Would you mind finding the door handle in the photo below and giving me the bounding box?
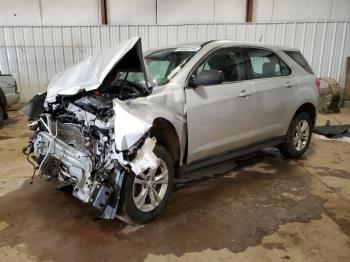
[239,90,252,98]
[284,82,293,88]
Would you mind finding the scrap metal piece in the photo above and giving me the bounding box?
[55,181,73,192]
[92,184,113,210]
[99,168,125,219]
[113,100,153,151]
[319,77,341,113]
[126,137,158,176]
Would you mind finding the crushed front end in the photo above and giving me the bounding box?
[21,37,179,223]
[23,92,156,220]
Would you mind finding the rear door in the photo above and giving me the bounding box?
[244,47,295,143]
[185,47,254,163]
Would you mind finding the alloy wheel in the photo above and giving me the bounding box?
[293,120,310,151]
[132,158,169,212]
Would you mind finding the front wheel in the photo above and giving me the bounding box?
[118,144,174,224]
[278,112,312,158]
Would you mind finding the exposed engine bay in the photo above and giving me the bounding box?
[21,37,161,220]
[20,37,187,224]
[23,88,158,219]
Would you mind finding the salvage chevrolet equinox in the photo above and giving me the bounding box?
[22,38,319,224]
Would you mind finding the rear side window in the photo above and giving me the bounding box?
[246,48,291,79]
[284,51,314,74]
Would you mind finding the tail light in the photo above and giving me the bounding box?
[315,78,321,93]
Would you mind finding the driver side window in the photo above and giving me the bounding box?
[194,48,245,82]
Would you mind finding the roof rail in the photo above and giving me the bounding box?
[200,40,216,47]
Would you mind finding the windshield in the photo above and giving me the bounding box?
[145,48,199,85]
[110,47,199,88]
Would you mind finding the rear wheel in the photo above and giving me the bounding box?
[118,144,174,224]
[278,112,312,158]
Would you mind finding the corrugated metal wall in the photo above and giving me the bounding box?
[0,21,349,102]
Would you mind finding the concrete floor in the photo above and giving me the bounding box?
[0,109,349,262]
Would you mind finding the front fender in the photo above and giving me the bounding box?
[113,98,184,152]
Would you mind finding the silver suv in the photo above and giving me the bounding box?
[22,38,319,224]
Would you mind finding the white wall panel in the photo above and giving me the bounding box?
[0,0,349,26]
[253,0,274,21]
[157,0,214,24]
[0,0,99,26]
[107,0,156,24]
[274,0,333,21]
[214,0,246,22]
[0,0,42,26]
[332,0,350,20]
[0,21,349,102]
[41,0,100,25]
[254,0,350,22]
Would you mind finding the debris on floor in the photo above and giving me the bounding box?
[313,120,350,144]
[282,192,306,202]
[0,221,9,232]
[1,110,350,262]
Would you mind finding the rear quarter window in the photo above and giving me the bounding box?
[284,51,314,74]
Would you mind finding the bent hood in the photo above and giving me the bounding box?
[46,37,152,103]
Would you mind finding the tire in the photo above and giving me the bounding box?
[278,112,312,158]
[118,144,175,224]
[0,106,4,128]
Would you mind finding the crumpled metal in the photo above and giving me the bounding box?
[45,37,150,103]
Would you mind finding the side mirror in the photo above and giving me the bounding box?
[190,70,224,88]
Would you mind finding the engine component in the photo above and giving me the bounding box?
[25,91,158,221]
[74,95,113,120]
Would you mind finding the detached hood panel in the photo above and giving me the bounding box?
[46,37,151,103]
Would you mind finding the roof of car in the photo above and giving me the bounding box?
[148,40,299,53]
[208,40,299,51]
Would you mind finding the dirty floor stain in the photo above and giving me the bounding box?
[0,110,349,261]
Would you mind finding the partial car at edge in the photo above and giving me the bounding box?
[0,72,20,127]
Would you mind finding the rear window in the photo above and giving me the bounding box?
[284,51,314,74]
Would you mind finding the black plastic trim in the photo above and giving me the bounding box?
[180,136,285,173]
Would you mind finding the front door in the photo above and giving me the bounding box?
[185,47,254,163]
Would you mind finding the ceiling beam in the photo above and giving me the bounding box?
[100,0,107,25]
[246,0,253,22]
